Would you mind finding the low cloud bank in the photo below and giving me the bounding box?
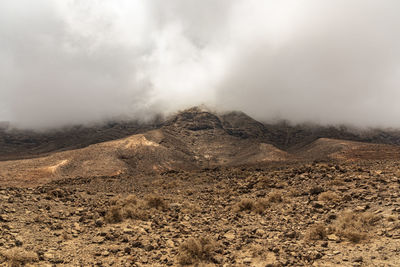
[1,0,399,129]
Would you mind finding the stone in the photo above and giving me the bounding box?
[224,232,235,240]
[166,239,174,248]
[327,234,340,242]
[101,251,110,257]
[93,236,105,244]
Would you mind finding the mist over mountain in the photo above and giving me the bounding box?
[1,1,400,129]
[2,107,400,163]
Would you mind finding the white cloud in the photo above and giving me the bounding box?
[0,0,399,129]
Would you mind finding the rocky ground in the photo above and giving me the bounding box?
[1,160,400,266]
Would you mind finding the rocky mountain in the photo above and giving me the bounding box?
[0,107,290,186]
[0,120,158,161]
[1,107,400,187]
[1,106,400,162]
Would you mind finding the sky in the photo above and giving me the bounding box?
[1,0,400,129]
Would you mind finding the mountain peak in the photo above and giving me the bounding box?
[166,107,223,131]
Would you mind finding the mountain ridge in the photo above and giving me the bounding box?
[1,106,400,162]
[1,107,400,187]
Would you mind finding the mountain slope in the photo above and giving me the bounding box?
[1,107,400,186]
[2,107,400,162]
[0,121,158,161]
[0,108,290,186]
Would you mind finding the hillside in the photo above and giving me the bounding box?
[1,107,400,163]
[0,108,290,187]
[2,107,400,188]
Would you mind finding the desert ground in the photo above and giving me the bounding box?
[1,108,400,266]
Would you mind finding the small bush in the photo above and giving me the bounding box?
[267,191,283,203]
[234,198,269,214]
[122,205,148,220]
[105,194,167,223]
[333,211,380,243]
[318,191,340,203]
[1,248,38,267]
[178,237,217,265]
[307,224,327,240]
[105,206,124,223]
[233,192,284,215]
[123,195,138,205]
[145,194,167,210]
[235,199,255,212]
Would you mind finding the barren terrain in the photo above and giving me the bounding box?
[1,108,400,266]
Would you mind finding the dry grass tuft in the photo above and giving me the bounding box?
[105,206,124,223]
[307,223,327,240]
[235,198,255,212]
[105,194,168,223]
[234,191,284,214]
[305,211,381,243]
[145,194,168,210]
[0,248,38,267]
[177,236,218,265]
[123,194,138,205]
[318,191,340,203]
[267,191,283,203]
[234,198,269,214]
[333,211,380,243]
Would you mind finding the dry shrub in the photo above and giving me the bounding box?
[233,192,284,214]
[121,205,148,221]
[123,195,138,205]
[0,248,38,267]
[307,223,327,240]
[253,199,270,214]
[178,237,217,265]
[105,206,124,223]
[105,194,167,223]
[234,198,269,214]
[318,191,340,203]
[145,194,168,210]
[333,211,380,243]
[267,191,283,203]
[235,198,255,212]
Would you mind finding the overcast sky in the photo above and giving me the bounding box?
[1,0,400,129]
